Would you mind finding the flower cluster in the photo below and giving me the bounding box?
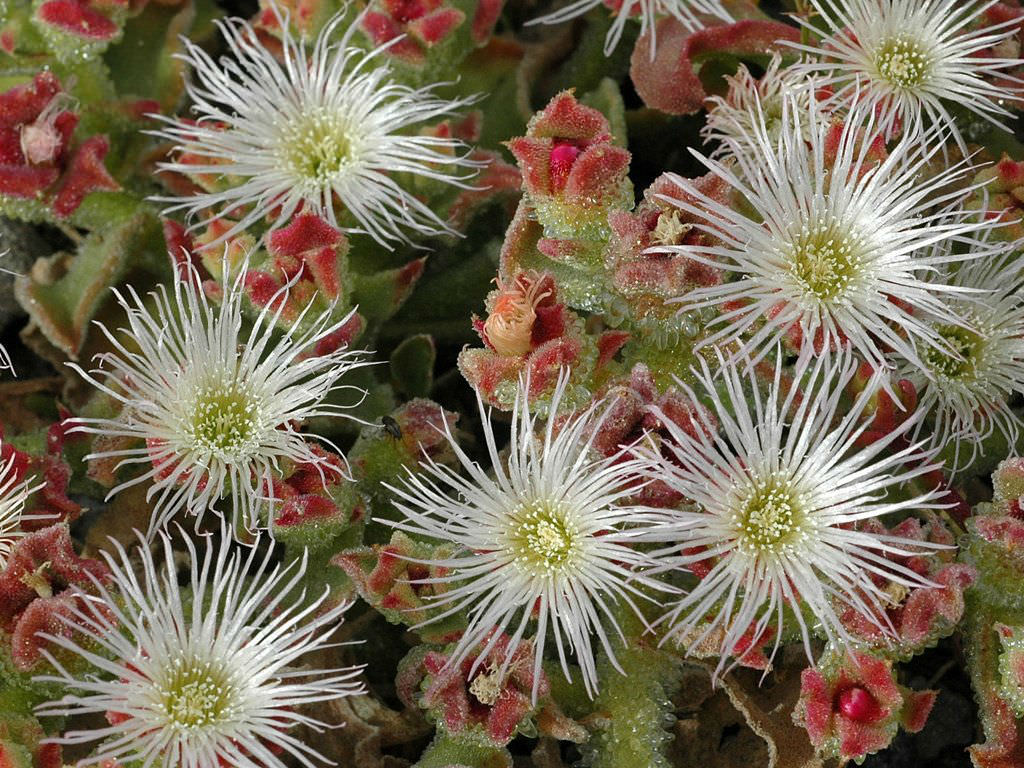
[4,0,1024,765]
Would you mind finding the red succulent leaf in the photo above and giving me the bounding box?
[507,91,629,203]
[471,0,503,42]
[333,531,455,631]
[273,493,343,528]
[630,17,800,115]
[412,632,551,746]
[51,135,120,216]
[11,591,85,670]
[389,398,459,460]
[1,439,81,530]
[0,526,111,632]
[447,149,521,230]
[525,337,583,397]
[993,457,1024,518]
[596,330,630,371]
[35,0,120,40]
[407,7,464,44]
[0,166,60,198]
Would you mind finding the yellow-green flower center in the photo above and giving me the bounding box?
[788,222,866,301]
[507,499,581,577]
[923,324,985,381]
[875,35,932,89]
[187,375,262,457]
[282,107,355,186]
[759,94,788,136]
[734,477,805,555]
[160,657,239,730]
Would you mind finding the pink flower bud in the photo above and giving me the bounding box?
[837,686,884,723]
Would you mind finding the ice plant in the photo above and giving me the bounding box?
[658,90,995,371]
[34,528,363,768]
[642,349,946,673]
[788,0,1024,149]
[384,373,670,701]
[69,258,370,535]
[0,71,120,221]
[528,0,733,57]
[481,271,555,357]
[150,4,479,248]
[795,649,936,761]
[702,52,816,158]
[895,249,1024,470]
[0,445,44,569]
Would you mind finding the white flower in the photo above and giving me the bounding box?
[150,5,480,249]
[787,0,1024,150]
[702,52,816,158]
[35,528,363,768]
[657,90,996,371]
[69,259,370,535]
[0,446,45,569]
[385,373,672,700]
[894,246,1024,471]
[642,349,945,673]
[528,0,733,58]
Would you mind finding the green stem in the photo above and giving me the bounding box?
[584,645,684,768]
[413,734,511,768]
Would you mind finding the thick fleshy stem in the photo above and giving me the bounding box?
[413,733,511,768]
[580,645,684,768]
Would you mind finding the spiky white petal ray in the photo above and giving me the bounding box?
[150,5,481,248]
[0,447,46,568]
[641,349,947,674]
[383,374,676,701]
[527,0,733,57]
[702,52,816,159]
[69,259,371,536]
[895,245,1024,471]
[787,0,1024,151]
[34,528,363,768]
[656,88,997,371]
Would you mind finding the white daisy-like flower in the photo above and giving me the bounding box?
[384,373,673,701]
[0,445,45,568]
[69,258,370,535]
[787,0,1024,150]
[642,349,945,673]
[894,246,1024,471]
[528,0,733,58]
[35,528,363,768]
[657,89,996,371]
[702,52,817,158]
[151,4,480,249]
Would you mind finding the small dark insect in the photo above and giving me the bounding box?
[381,415,402,440]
